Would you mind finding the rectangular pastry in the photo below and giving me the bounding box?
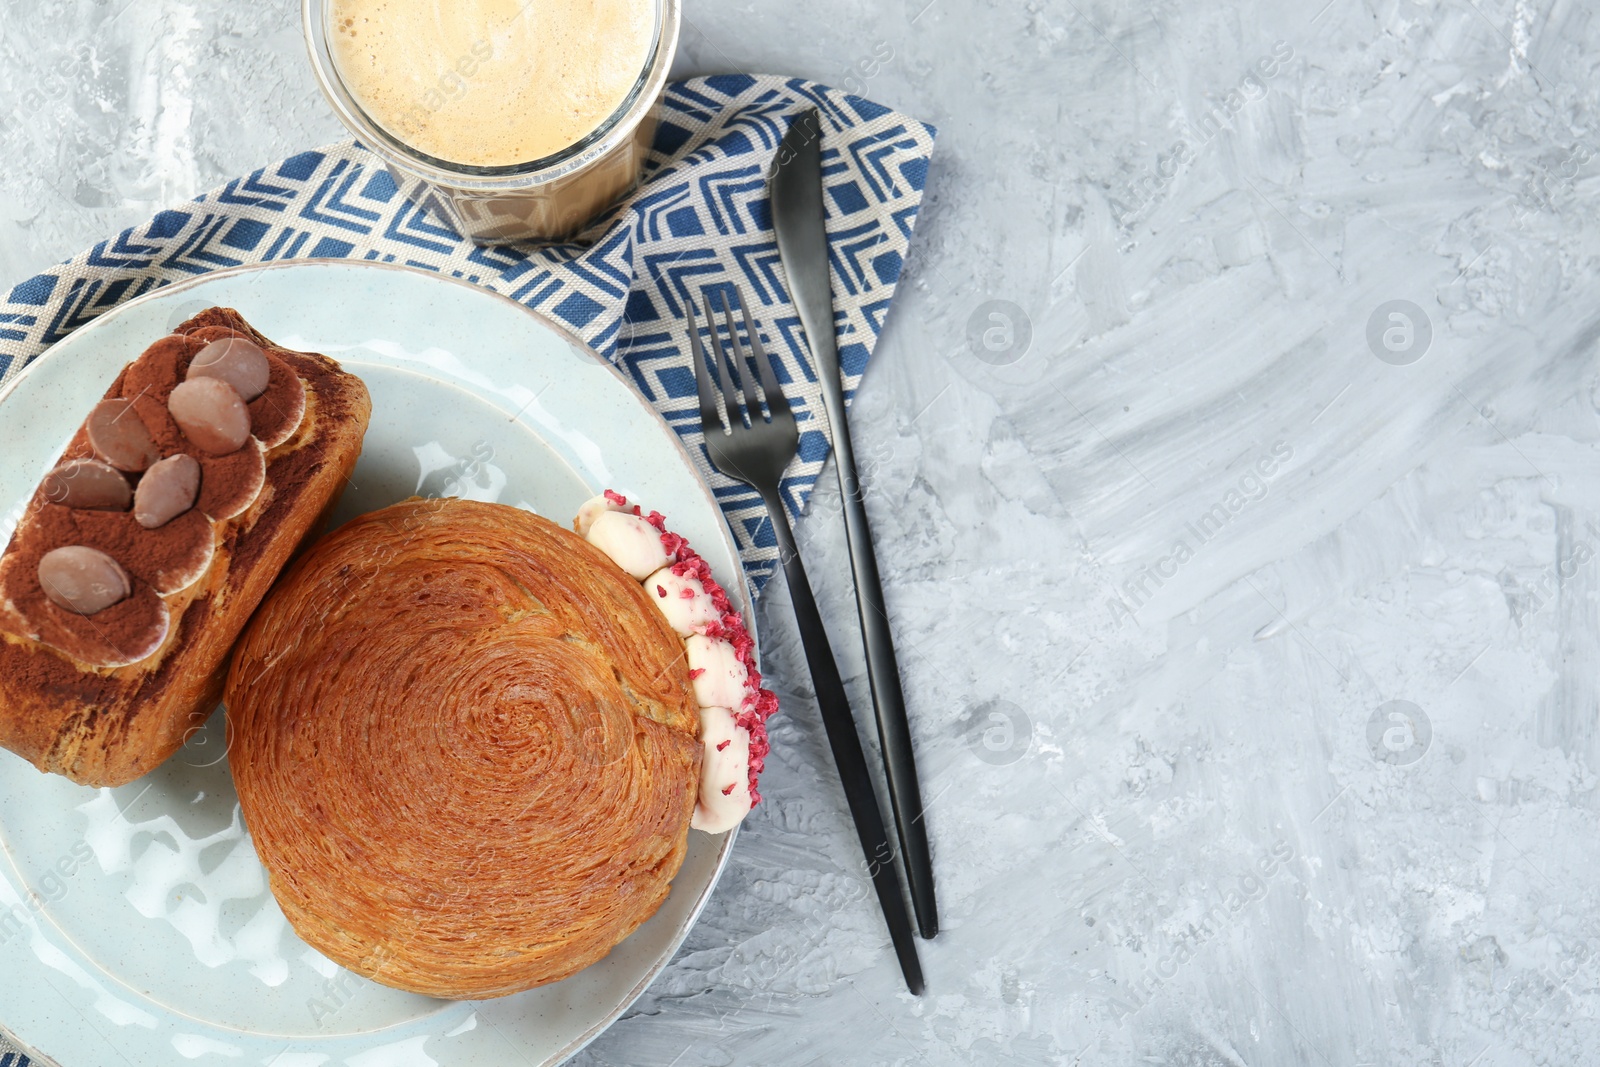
[0,307,371,787]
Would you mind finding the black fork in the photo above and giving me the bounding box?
[690,287,925,996]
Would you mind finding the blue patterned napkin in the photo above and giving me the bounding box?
[0,75,936,594]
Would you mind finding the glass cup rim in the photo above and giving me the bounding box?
[303,0,678,187]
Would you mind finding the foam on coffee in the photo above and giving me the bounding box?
[330,0,656,168]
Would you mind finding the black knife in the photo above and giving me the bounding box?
[769,107,939,940]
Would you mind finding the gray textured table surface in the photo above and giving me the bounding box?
[5,1,1600,1064]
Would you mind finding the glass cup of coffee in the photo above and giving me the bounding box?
[303,0,680,244]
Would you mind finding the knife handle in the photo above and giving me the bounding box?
[825,407,940,940]
[758,485,925,996]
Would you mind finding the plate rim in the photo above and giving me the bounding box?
[0,258,748,1067]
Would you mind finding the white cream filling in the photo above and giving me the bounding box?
[643,566,718,637]
[690,706,752,834]
[584,510,670,580]
[686,634,748,710]
[577,495,759,834]
[574,493,630,537]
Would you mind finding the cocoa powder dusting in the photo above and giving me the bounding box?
[0,539,167,668]
[69,507,214,594]
[197,442,266,521]
[119,334,191,403]
[249,354,307,446]
[0,504,183,658]
[120,335,195,456]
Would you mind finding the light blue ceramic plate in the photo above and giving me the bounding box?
[0,260,744,1067]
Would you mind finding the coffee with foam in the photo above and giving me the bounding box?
[330,0,656,169]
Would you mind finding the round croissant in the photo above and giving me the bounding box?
[225,498,701,999]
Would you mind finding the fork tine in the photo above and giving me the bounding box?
[705,290,748,429]
[735,287,791,424]
[720,289,766,422]
[688,298,724,433]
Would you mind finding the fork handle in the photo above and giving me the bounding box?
[758,486,925,996]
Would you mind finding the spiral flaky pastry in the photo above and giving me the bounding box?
[225,498,701,999]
